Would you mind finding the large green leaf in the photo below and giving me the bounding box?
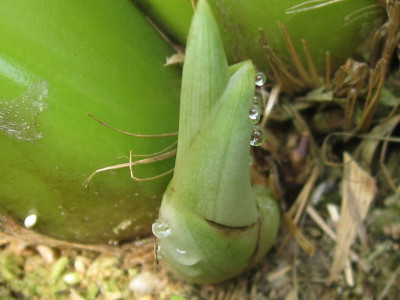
[0,0,180,243]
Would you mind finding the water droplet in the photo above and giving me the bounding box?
[250,126,265,147]
[152,219,171,238]
[248,105,261,124]
[107,239,119,246]
[24,214,37,228]
[63,272,80,285]
[255,72,266,87]
[253,96,261,105]
[155,245,164,260]
[175,248,201,266]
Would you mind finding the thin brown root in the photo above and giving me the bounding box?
[301,39,320,87]
[84,149,176,187]
[278,23,310,85]
[258,29,306,94]
[282,104,322,167]
[129,150,174,182]
[343,87,358,131]
[87,113,178,138]
[321,132,400,167]
[377,264,400,300]
[285,0,345,14]
[343,4,382,27]
[357,59,387,131]
[143,16,184,54]
[325,52,331,89]
[382,97,400,121]
[381,0,400,62]
[132,141,178,158]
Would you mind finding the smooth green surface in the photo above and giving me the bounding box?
[155,1,279,284]
[208,0,384,73]
[174,0,229,165]
[135,0,384,75]
[174,62,259,226]
[135,0,193,43]
[0,1,180,243]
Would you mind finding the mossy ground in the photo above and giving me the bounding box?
[0,199,398,300]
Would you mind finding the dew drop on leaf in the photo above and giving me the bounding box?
[24,213,37,228]
[175,248,201,266]
[255,72,266,87]
[152,219,171,238]
[250,125,265,147]
[248,105,261,124]
[156,245,165,260]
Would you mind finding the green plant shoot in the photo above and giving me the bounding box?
[152,0,280,284]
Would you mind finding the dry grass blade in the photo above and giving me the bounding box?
[278,168,319,256]
[288,167,319,223]
[261,85,281,127]
[306,206,371,272]
[282,213,315,256]
[328,153,377,283]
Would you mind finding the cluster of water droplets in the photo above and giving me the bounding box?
[249,72,266,147]
[0,81,49,141]
[152,219,201,271]
[248,96,261,124]
[152,219,170,261]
